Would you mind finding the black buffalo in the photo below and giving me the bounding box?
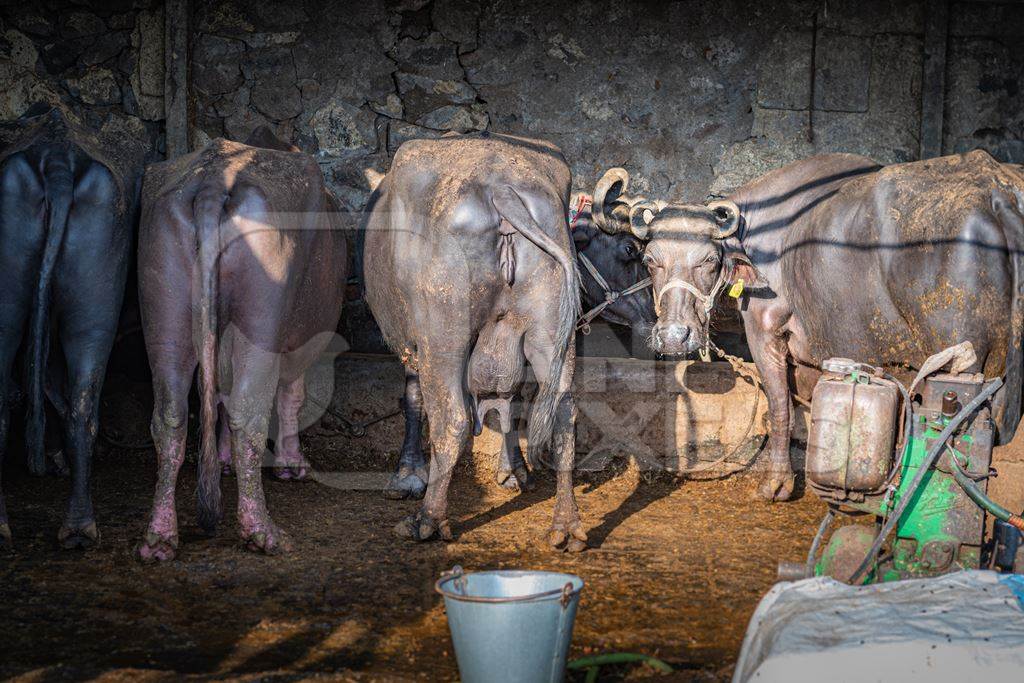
[364,132,587,551]
[593,151,1024,501]
[0,105,143,548]
[570,193,656,335]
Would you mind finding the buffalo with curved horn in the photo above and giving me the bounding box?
[592,153,1024,504]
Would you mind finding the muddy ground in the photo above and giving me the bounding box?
[2,351,828,682]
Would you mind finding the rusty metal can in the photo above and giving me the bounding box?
[806,361,899,497]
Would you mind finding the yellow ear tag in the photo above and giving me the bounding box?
[728,278,745,298]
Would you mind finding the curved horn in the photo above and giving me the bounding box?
[707,199,741,239]
[628,201,661,241]
[592,167,631,233]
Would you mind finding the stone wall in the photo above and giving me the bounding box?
[185,0,1024,213]
[0,0,166,161]
[945,2,1024,162]
[1,1,1020,211]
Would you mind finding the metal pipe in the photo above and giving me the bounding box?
[950,454,1024,530]
[806,508,836,577]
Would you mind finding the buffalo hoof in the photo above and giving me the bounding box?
[0,523,11,552]
[273,465,310,482]
[57,521,99,550]
[495,466,535,492]
[47,449,69,477]
[394,511,452,542]
[137,531,178,563]
[759,472,796,502]
[546,523,588,553]
[240,522,293,555]
[383,467,428,500]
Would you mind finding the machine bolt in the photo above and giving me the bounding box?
[941,391,961,417]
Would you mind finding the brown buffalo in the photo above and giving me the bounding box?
[137,128,347,561]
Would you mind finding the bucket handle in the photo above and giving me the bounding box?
[436,566,578,608]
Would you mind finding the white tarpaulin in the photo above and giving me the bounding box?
[733,571,1024,683]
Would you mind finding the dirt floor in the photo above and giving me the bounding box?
[1,361,828,682]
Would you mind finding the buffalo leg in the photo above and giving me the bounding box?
[495,423,532,490]
[272,376,310,481]
[51,161,126,548]
[0,301,26,552]
[395,358,470,542]
[1,151,43,547]
[138,354,195,562]
[217,402,232,475]
[56,349,106,549]
[749,331,796,502]
[228,343,291,554]
[384,371,428,500]
[525,335,586,551]
[0,372,11,550]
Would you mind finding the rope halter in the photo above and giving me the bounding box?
[653,269,729,361]
[576,252,652,333]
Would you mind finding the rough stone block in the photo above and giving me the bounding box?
[869,33,922,114]
[310,96,377,156]
[949,2,1024,38]
[813,31,871,112]
[751,106,811,144]
[756,30,813,110]
[0,29,59,120]
[223,105,269,142]
[396,71,477,120]
[246,49,302,121]
[432,0,480,53]
[709,136,813,198]
[813,109,917,163]
[192,35,245,96]
[131,7,164,121]
[820,0,924,36]
[392,31,463,81]
[60,11,106,39]
[415,103,487,132]
[80,30,130,67]
[943,37,1024,161]
[65,67,122,105]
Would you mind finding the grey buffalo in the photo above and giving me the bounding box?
[364,132,587,551]
[381,190,655,500]
[593,151,1024,502]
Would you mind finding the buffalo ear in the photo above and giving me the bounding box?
[572,224,593,252]
[724,252,767,288]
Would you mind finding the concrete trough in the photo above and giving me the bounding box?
[309,354,812,480]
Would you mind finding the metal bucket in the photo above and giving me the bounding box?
[436,566,584,683]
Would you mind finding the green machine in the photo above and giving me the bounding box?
[780,350,1024,585]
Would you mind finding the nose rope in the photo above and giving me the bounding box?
[576,252,652,333]
[655,274,726,317]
